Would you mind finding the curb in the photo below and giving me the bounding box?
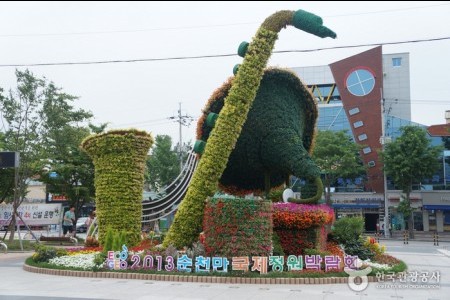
[22,263,378,285]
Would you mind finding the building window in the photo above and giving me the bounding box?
[345,68,375,97]
[348,107,360,116]
[363,147,372,154]
[368,161,376,167]
[392,57,402,67]
[353,121,364,128]
[358,134,368,141]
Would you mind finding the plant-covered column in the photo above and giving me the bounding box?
[163,9,335,248]
[203,197,273,257]
[81,129,153,246]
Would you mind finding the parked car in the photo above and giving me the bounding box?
[76,217,88,233]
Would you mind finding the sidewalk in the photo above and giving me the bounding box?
[0,250,33,261]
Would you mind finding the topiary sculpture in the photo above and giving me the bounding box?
[81,129,153,246]
[163,9,335,248]
[197,68,322,199]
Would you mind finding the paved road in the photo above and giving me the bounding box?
[0,240,449,300]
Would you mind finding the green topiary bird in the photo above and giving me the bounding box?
[163,9,335,248]
[197,67,323,201]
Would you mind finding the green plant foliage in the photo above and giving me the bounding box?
[164,9,335,248]
[292,10,337,38]
[93,252,107,269]
[112,231,121,251]
[268,189,283,202]
[118,231,128,249]
[288,177,324,204]
[312,130,366,205]
[304,248,332,269]
[81,129,153,246]
[203,197,272,257]
[32,244,58,263]
[103,227,114,253]
[380,125,442,238]
[197,69,320,195]
[343,238,374,260]
[237,41,249,57]
[332,216,365,245]
[145,135,180,190]
[272,231,285,256]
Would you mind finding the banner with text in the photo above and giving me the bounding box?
[0,203,62,226]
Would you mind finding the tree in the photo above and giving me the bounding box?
[381,126,442,238]
[0,69,94,241]
[312,130,366,205]
[38,132,97,221]
[145,135,180,190]
[0,132,15,203]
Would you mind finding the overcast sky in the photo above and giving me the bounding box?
[1,1,449,145]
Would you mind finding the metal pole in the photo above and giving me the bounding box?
[443,151,446,188]
[381,91,390,238]
[178,102,183,170]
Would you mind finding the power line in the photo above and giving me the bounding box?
[1,36,449,68]
[0,22,257,38]
[1,3,448,38]
[325,2,450,18]
[112,117,171,127]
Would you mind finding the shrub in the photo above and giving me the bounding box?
[93,252,107,270]
[304,248,332,269]
[55,248,68,257]
[112,231,121,251]
[102,227,114,253]
[332,216,364,245]
[363,237,385,257]
[268,189,283,202]
[85,236,100,248]
[342,238,374,260]
[32,244,58,263]
[325,241,344,258]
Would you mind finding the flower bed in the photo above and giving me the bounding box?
[26,236,406,280]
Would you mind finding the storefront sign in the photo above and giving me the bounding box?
[333,198,383,204]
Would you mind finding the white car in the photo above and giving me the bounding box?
[76,217,88,233]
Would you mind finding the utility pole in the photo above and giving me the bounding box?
[169,103,193,170]
[380,91,391,238]
[178,103,183,170]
